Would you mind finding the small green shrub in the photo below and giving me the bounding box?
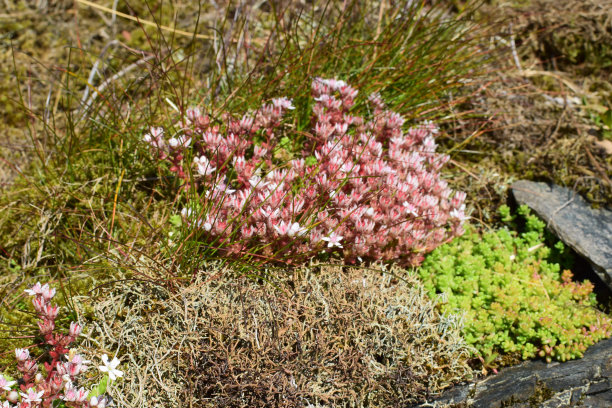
[418,205,611,364]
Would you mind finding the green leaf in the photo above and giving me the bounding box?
[88,375,109,399]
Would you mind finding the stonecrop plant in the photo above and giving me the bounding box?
[418,205,612,364]
[0,283,121,408]
[145,78,467,266]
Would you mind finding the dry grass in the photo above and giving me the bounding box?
[441,0,612,223]
[89,264,474,407]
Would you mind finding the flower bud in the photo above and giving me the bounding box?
[41,284,56,300]
[35,373,43,384]
[44,304,60,320]
[69,322,83,338]
[15,348,30,361]
[23,359,38,374]
[37,319,55,335]
[8,390,19,403]
[97,396,108,408]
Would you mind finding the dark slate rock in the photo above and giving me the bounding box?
[416,337,612,408]
[510,180,612,291]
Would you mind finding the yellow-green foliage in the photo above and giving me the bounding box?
[419,205,612,364]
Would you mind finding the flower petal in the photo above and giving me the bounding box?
[110,357,120,369]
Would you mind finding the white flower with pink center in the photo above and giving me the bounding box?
[322,232,343,248]
[20,388,44,404]
[0,374,16,391]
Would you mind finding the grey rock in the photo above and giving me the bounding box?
[511,180,612,291]
[416,337,612,408]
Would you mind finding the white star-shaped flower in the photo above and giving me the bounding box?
[321,232,343,248]
[98,354,124,382]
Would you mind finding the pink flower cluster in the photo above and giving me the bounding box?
[0,283,108,408]
[144,78,467,265]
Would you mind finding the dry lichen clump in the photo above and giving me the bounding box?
[91,264,473,407]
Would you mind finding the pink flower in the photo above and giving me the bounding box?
[322,232,343,248]
[43,304,60,320]
[144,78,466,266]
[450,206,469,222]
[274,221,308,237]
[15,348,30,362]
[20,388,44,404]
[69,322,83,337]
[0,374,16,391]
[24,282,43,296]
[62,384,88,402]
[40,284,56,301]
[32,296,46,314]
[186,107,202,123]
[194,156,216,176]
[37,319,55,335]
[143,126,165,149]
[168,134,191,149]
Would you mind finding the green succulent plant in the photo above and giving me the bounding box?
[418,205,611,364]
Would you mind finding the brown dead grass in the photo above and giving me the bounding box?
[89,264,474,408]
[443,0,612,223]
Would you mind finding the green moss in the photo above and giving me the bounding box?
[528,380,555,406]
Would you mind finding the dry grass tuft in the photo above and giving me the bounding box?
[91,264,473,407]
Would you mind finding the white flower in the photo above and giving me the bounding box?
[0,374,16,391]
[168,135,191,149]
[273,221,308,237]
[194,156,216,176]
[41,284,56,300]
[98,354,124,382]
[271,97,295,110]
[15,348,30,362]
[20,388,44,403]
[24,282,43,296]
[214,182,235,195]
[288,222,308,237]
[450,205,469,222]
[321,232,343,248]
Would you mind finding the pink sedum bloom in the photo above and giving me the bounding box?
[15,348,30,362]
[194,156,216,176]
[20,388,44,404]
[40,284,56,301]
[146,78,467,266]
[0,374,16,391]
[62,384,88,403]
[23,282,43,296]
[69,322,83,337]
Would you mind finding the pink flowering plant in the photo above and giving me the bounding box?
[145,78,467,266]
[0,283,119,408]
